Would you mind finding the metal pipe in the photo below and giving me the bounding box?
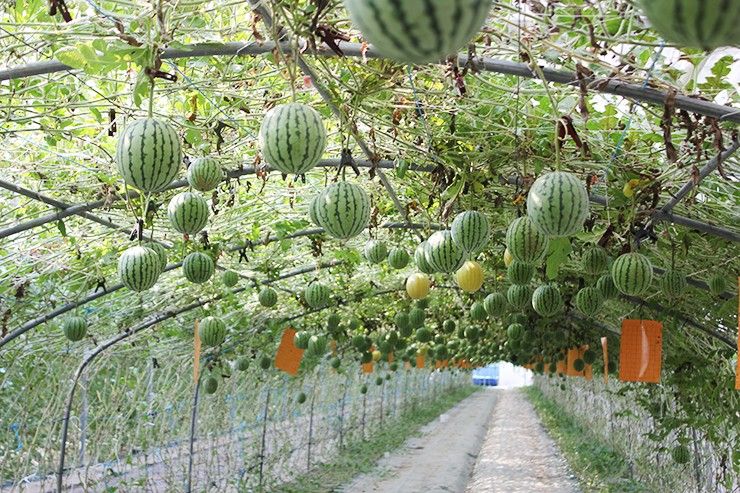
[1,39,738,123]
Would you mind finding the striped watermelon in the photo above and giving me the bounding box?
[203,376,219,394]
[308,194,322,227]
[314,182,371,240]
[671,444,691,465]
[416,327,432,343]
[455,260,484,293]
[531,284,563,317]
[414,242,436,274]
[305,282,331,308]
[327,313,341,330]
[505,216,549,264]
[388,247,410,269]
[574,287,603,316]
[118,245,162,292]
[526,172,590,237]
[199,316,226,347]
[470,301,487,321]
[187,157,223,192]
[183,252,215,284]
[425,230,466,273]
[507,284,533,310]
[116,118,181,193]
[168,192,209,235]
[451,211,489,254]
[464,326,479,342]
[596,274,619,299]
[611,252,653,296]
[342,0,492,64]
[507,323,523,340]
[442,319,456,333]
[582,246,609,275]
[638,0,740,50]
[62,316,87,342]
[484,292,507,317]
[364,240,388,264]
[258,287,278,307]
[394,311,410,331]
[660,269,687,299]
[146,242,168,271]
[708,274,727,295]
[236,357,250,371]
[222,270,239,287]
[409,307,425,328]
[507,261,534,285]
[259,103,327,175]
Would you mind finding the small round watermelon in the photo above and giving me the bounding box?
[258,287,278,307]
[425,230,466,273]
[507,284,533,310]
[259,355,272,370]
[203,376,219,394]
[531,284,563,317]
[294,331,311,350]
[259,103,326,175]
[388,247,410,269]
[507,323,524,340]
[63,316,87,342]
[187,157,223,192]
[470,301,487,321]
[597,274,619,299]
[414,242,436,274]
[199,316,226,347]
[314,182,370,240]
[146,242,168,271]
[118,245,162,292]
[236,357,250,371]
[327,313,341,330]
[305,282,331,308]
[116,118,181,193]
[611,252,653,296]
[442,319,456,333]
[364,240,388,264]
[507,260,535,285]
[168,191,209,235]
[582,246,609,275]
[408,307,425,328]
[183,252,215,284]
[450,210,489,255]
[394,311,410,330]
[484,292,507,317]
[222,270,239,288]
[660,269,687,299]
[415,327,432,343]
[574,287,604,316]
[573,358,585,372]
[527,171,589,237]
[505,216,549,264]
[671,444,691,465]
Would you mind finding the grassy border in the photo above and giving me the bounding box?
[525,386,650,493]
[274,385,478,492]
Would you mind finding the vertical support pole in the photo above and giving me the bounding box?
[78,372,88,467]
[338,378,347,450]
[361,391,367,441]
[258,386,271,489]
[307,378,317,472]
[185,374,202,493]
[691,428,702,493]
[379,380,384,426]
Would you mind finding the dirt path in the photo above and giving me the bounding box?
[466,389,580,493]
[340,389,499,493]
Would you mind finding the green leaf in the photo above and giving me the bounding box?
[56,220,67,237]
[545,237,572,280]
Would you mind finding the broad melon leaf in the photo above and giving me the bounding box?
[546,237,572,280]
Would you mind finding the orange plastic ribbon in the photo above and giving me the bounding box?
[601,337,609,384]
[619,319,663,383]
[275,328,304,376]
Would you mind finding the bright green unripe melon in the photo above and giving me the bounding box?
[507,260,535,285]
[258,287,278,308]
[63,316,87,342]
[581,246,609,275]
[183,252,215,284]
[187,157,223,192]
[116,118,181,193]
[527,171,589,237]
[505,216,549,264]
[304,282,331,308]
[450,210,489,254]
[708,274,727,296]
[259,103,326,175]
[388,247,411,269]
[425,230,466,273]
[168,191,209,235]
[611,252,653,296]
[484,292,507,317]
[199,316,226,347]
[222,270,239,288]
[364,240,388,264]
[342,0,492,64]
[660,269,687,299]
[314,182,370,240]
[118,245,162,292]
[531,284,563,317]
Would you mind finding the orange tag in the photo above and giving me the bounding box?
[556,359,566,375]
[601,337,609,384]
[362,361,374,373]
[193,320,201,384]
[274,328,304,376]
[566,347,581,376]
[619,319,663,383]
[416,354,425,369]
